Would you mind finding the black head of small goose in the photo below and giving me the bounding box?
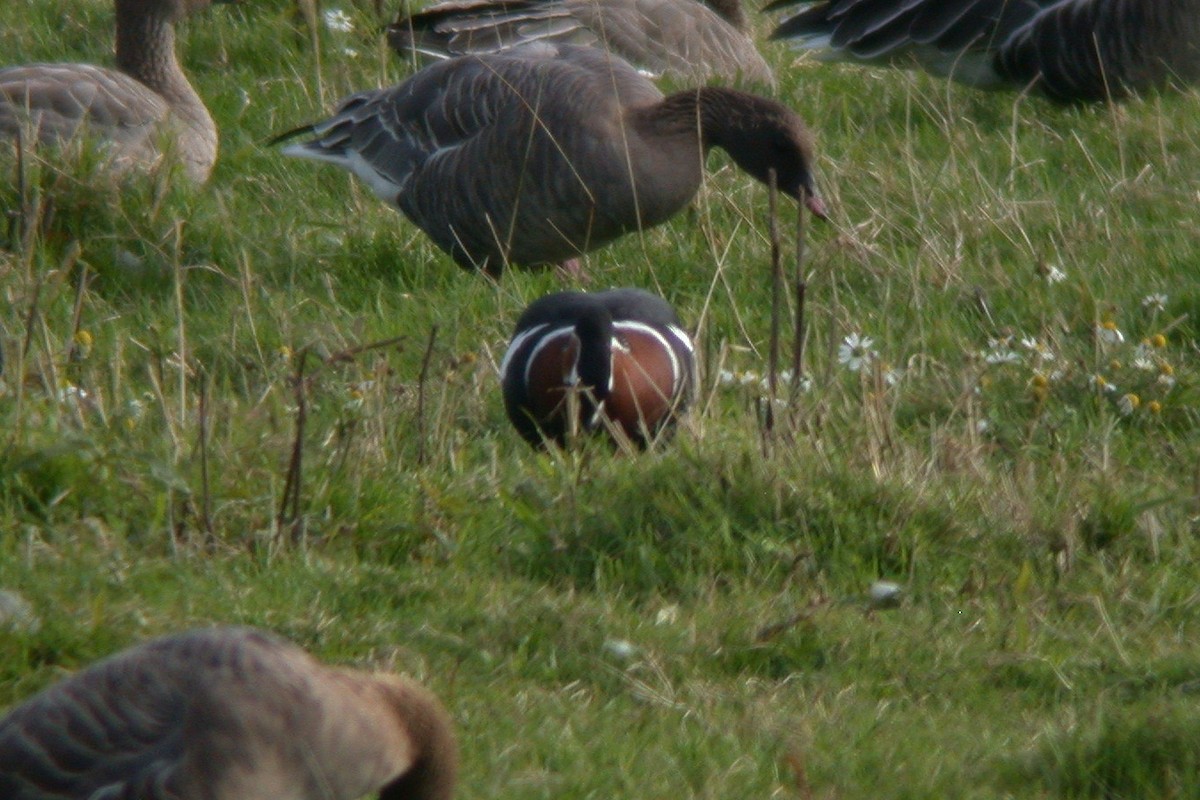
[274,43,827,276]
[500,288,696,447]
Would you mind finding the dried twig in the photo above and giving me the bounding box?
[791,203,809,408]
[66,254,90,364]
[763,169,783,451]
[415,325,438,466]
[783,748,816,800]
[197,369,215,541]
[277,349,310,543]
[324,335,406,365]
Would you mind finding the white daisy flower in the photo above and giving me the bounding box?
[58,384,89,404]
[1141,293,1168,312]
[838,333,875,373]
[984,339,1019,364]
[323,8,353,32]
[1020,336,1056,362]
[1132,345,1154,371]
[1095,322,1125,345]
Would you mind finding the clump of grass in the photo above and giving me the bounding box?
[1003,703,1200,798]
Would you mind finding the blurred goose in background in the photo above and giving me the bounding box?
[0,627,458,800]
[274,42,826,276]
[386,0,773,84]
[0,0,225,182]
[768,0,1200,103]
[501,288,696,447]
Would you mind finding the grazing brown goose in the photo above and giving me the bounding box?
[275,43,826,275]
[768,0,1200,103]
[0,627,458,800]
[500,288,696,447]
[386,0,774,85]
[0,0,225,182]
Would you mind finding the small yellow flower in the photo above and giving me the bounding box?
[1030,373,1049,389]
[277,345,292,360]
[1117,393,1140,415]
[1159,363,1175,377]
[74,330,93,348]
[1108,359,1121,371]
[1150,333,1167,348]
[1148,400,1163,415]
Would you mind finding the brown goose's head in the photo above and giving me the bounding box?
[375,676,459,800]
[698,89,828,219]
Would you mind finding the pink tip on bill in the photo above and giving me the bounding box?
[805,192,829,221]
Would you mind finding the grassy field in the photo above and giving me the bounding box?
[3,0,1200,797]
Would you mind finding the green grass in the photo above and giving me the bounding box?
[4,1,1200,797]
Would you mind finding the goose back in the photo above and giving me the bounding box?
[0,627,458,800]
[279,44,697,272]
[768,0,1200,102]
[0,0,220,181]
[386,0,773,85]
[277,43,824,273]
[501,288,696,446]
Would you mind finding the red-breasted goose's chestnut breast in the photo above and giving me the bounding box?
[500,288,696,447]
[0,627,458,800]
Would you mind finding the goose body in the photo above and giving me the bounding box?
[387,0,774,85]
[500,288,696,446]
[0,627,458,800]
[0,0,222,182]
[275,43,825,274]
[768,0,1200,102]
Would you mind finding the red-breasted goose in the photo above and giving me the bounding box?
[386,0,774,85]
[768,0,1200,103]
[0,627,458,800]
[500,288,696,447]
[0,0,226,182]
[273,43,826,276]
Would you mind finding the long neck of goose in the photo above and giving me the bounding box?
[574,309,615,402]
[114,5,208,126]
[646,87,756,155]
